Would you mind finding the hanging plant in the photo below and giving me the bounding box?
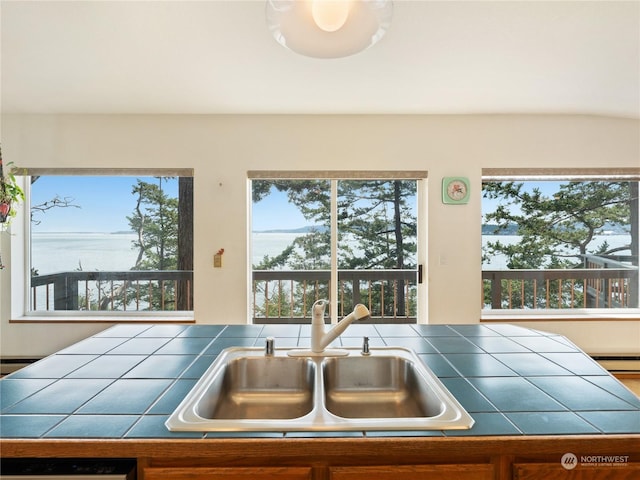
[0,144,25,225]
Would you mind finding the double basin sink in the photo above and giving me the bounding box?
[166,346,474,432]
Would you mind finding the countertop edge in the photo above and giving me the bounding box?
[2,435,640,459]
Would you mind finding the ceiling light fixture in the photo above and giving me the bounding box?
[266,0,393,58]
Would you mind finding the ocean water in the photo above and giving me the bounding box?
[30,232,633,275]
[31,233,140,274]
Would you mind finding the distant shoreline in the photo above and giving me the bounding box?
[32,231,136,235]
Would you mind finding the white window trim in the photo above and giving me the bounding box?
[10,171,194,323]
[247,171,428,324]
[480,167,640,322]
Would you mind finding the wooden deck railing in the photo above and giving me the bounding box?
[252,269,419,323]
[29,255,637,317]
[482,255,638,310]
[30,270,193,311]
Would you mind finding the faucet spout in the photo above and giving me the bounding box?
[311,300,370,354]
[288,300,371,357]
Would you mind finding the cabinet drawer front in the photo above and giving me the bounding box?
[329,464,494,480]
[143,466,312,480]
[514,463,640,480]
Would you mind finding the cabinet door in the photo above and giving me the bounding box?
[514,463,640,480]
[143,466,312,480]
[329,464,494,480]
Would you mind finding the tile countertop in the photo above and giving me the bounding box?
[1,323,639,439]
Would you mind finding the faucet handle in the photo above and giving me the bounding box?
[361,336,371,356]
[265,337,275,356]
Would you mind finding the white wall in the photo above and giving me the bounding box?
[1,114,639,357]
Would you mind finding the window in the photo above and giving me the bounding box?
[23,169,193,319]
[482,169,639,315]
[249,171,426,324]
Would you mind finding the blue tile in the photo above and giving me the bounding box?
[426,337,484,354]
[94,324,153,337]
[45,415,139,438]
[123,355,196,378]
[148,379,197,414]
[4,379,113,414]
[528,377,638,411]
[125,415,203,438]
[257,337,300,348]
[66,355,146,379]
[155,337,213,355]
[178,325,225,338]
[77,379,172,414]
[206,431,284,438]
[511,336,578,353]
[466,336,530,353]
[259,324,301,338]
[444,412,521,436]
[339,336,384,348]
[418,354,460,377]
[506,412,599,434]
[339,324,379,337]
[540,353,608,375]
[58,337,127,354]
[468,377,566,412]
[108,338,170,355]
[448,325,500,336]
[445,354,517,377]
[0,415,65,438]
[284,430,364,438]
[582,376,640,408]
[180,356,215,379]
[412,325,457,336]
[137,325,190,337]
[8,355,98,379]
[382,337,437,353]
[374,324,419,337]
[204,337,256,354]
[577,411,640,434]
[440,378,497,412]
[484,324,540,337]
[1,379,55,410]
[493,353,572,376]
[219,325,263,337]
[365,430,444,437]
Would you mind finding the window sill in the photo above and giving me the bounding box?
[481,308,640,322]
[10,312,195,324]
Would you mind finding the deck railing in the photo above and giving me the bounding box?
[30,270,193,311]
[252,269,419,323]
[482,255,638,310]
[29,255,638,316]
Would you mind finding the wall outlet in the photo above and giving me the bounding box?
[213,254,223,268]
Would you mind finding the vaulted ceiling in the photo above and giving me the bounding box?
[2,1,638,117]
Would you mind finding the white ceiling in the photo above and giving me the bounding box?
[2,0,639,117]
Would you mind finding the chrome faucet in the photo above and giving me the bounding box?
[289,299,371,357]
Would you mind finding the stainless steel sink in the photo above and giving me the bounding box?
[195,356,315,420]
[323,356,445,419]
[166,347,474,432]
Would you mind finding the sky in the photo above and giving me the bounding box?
[251,188,309,231]
[29,176,569,233]
[31,176,178,233]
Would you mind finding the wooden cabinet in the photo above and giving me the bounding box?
[143,466,312,480]
[329,464,494,480]
[514,463,640,480]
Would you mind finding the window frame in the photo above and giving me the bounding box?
[10,168,194,323]
[480,167,640,322]
[247,170,428,324]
